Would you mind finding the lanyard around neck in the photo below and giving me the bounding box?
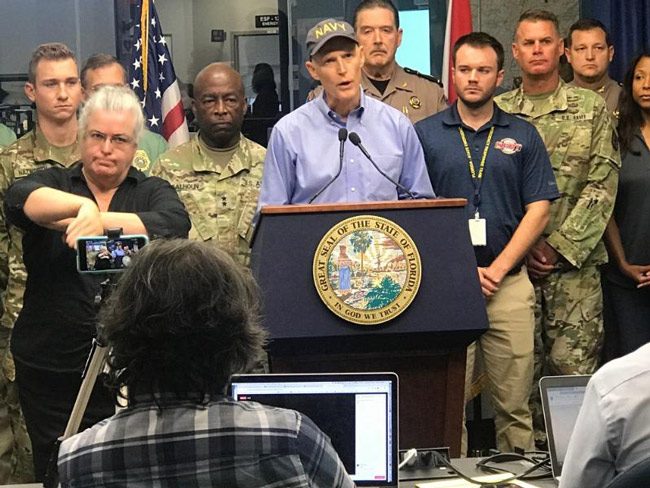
[458,126,494,210]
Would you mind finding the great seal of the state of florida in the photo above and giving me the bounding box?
[312,215,422,325]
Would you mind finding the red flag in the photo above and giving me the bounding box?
[441,0,473,104]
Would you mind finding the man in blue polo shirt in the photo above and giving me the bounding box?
[258,18,433,206]
[415,32,559,454]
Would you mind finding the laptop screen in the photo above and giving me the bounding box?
[539,375,590,479]
[230,372,398,486]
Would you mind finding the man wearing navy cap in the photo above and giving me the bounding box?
[258,18,433,206]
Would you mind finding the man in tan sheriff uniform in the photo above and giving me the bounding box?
[0,42,84,483]
[152,63,264,267]
[310,0,446,124]
[565,18,622,120]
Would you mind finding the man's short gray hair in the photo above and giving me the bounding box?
[79,85,145,142]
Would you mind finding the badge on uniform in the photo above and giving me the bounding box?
[468,213,487,246]
[409,96,421,109]
[132,149,151,173]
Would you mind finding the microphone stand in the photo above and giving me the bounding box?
[348,131,416,199]
[308,128,348,203]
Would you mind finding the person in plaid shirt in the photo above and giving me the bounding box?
[57,239,354,488]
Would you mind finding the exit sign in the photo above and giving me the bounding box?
[255,14,279,28]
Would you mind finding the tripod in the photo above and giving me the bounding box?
[43,277,115,488]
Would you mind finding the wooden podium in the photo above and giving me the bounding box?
[251,199,488,457]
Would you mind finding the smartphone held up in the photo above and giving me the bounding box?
[76,235,148,274]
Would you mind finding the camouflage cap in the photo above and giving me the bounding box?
[306,18,357,57]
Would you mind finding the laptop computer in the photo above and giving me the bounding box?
[230,372,399,487]
[539,375,591,483]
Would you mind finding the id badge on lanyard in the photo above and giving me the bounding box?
[469,211,487,246]
[459,126,493,247]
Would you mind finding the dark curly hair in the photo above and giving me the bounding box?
[99,239,267,407]
[618,52,650,156]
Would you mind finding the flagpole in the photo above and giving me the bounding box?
[141,0,149,93]
[129,0,189,147]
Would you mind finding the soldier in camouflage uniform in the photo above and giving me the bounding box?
[152,63,264,268]
[0,128,17,479]
[495,10,620,447]
[0,42,84,482]
[308,0,446,124]
[80,53,168,175]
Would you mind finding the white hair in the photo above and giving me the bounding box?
[79,85,145,142]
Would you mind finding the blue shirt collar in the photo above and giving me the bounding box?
[442,101,509,131]
[314,86,366,125]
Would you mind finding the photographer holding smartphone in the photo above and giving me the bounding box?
[2,85,190,481]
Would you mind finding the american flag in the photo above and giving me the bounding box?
[128,0,189,147]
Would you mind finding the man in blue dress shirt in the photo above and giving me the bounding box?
[258,18,434,206]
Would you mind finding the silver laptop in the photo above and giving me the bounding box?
[539,375,591,482]
[230,372,399,487]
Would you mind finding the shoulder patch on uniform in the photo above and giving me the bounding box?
[403,67,443,88]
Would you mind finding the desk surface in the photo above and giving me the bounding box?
[400,457,557,488]
[2,458,557,488]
